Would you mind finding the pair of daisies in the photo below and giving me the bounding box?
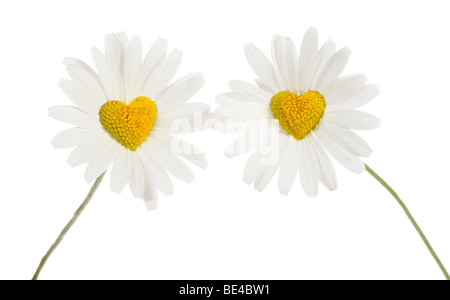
[50,28,380,210]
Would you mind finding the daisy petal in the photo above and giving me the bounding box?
[278,135,298,195]
[156,73,205,108]
[143,180,158,210]
[214,101,270,120]
[309,39,337,90]
[243,153,262,184]
[324,110,381,130]
[142,49,183,97]
[319,122,372,157]
[172,137,208,169]
[104,33,127,100]
[138,148,173,196]
[254,133,288,191]
[128,153,146,198]
[327,84,380,111]
[299,27,319,89]
[322,73,367,103]
[49,105,98,128]
[314,128,365,174]
[51,127,90,149]
[298,136,320,197]
[123,36,143,101]
[315,47,352,92]
[244,43,279,92]
[225,131,256,158]
[63,64,107,112]
[63,57,105,91]
[84,142,119,183]
[255,162,280,192]
[308,135,337,190]
[228,80,272,104]
[138,38,168,94]
[91,47,117,100]
[110,147,131,194]
[142,139,195,183]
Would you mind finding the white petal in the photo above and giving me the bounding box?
[308,134,337,190]
[216,92,237,105]
[62,64,107,113]
[142,49,182,97]
[172,137,208,169]
[244,43,279,92]
[110,147,131,194]
[66,130,111,167]
[128,153,146,198]
[315,47,351,92]
[322,74,367,103]
[323,110,381,130]
[143,180,158,210]
[278,135,298,195]
[149,129,208,168]
[158,102,210,119]
[254,78,274,94]
[243,153,262,184]
[156,73,205,108]
[67,144,100,167]
[224,131,256,158]
[326,84,380,111]
[141,138,195,183]
[254,162,280,192]
[314,128,365,174]
[298,137,320,197]
[137,147,173,196]
[58,80,97,116]
[299,27,319,90]
[228,80,272,104]
[84,142,120,182]
[51,127,91,149]
[137,38,168,95]
[91,47,117,100]
[270,35,287,91]
[254,134,288,191]
[63,57,106,96]
[104,33,126,100]
[319,122,372,157]
[214,101,270,120]
[156,103,209,134]
[271,36,299,93]
[309,39,337,90]
[49,105,98,128]
[123,36,143,101]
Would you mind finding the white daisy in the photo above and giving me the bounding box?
[49,33,208,210]
[215,28,380,196]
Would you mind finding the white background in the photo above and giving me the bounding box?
[1,0,450,280]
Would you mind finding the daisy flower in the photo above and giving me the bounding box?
[32,33,208,279]
[215,27,380,196]
[215,28,449,280]
[49,32,208,210]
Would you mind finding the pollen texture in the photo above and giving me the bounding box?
[99,96,157,151]
[270,91,325,140]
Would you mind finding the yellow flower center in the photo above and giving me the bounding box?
[99,96,157,151]
[270,91,326,140]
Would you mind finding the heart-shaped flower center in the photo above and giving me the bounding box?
[270,91,326,140]
[99,96,157,151]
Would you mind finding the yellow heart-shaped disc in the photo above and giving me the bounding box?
[270,91,325,140]
[99,96,157,151]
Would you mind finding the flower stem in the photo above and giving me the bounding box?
[31,172,106,280]
[364,163,449,280]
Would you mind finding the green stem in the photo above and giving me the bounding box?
[31,172,106,280]
[364,163,449,280]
